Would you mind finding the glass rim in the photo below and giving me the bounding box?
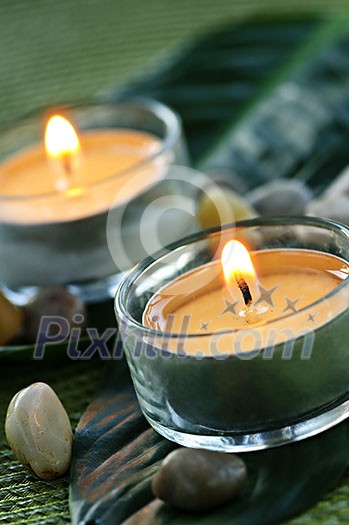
[114,216,349,340]
[0,97,182,203]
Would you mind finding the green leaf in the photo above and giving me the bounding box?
[199,14,349,193]
[116,13,349,192]
[70,362,348,525]
[123,422,348,525]
[117,15,323,165]
[69,361,176,525]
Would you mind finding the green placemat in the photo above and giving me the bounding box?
[0,358,104,524]
[0,0,348,125]
[0,1,348,524]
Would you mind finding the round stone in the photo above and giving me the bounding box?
[0,293,23,345]
[196,184,257,231]
[246,179,313,216]
[152,448,247,512]
[24,287,85,342]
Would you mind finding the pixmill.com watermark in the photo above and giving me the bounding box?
[32,314,316,361]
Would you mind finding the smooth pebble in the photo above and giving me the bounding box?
[246,179,313,216]
[0,293,23,345]
[196,184,257,231]
[24,287,85,342]
[152,448,247,512]
[5,382,73,480]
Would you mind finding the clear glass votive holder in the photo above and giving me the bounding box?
[115,217,349,452]
[0,99,192,303]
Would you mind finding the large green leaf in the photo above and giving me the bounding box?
[199,16,349,193]
[116,14,349,192]
[123,423,349,525]
[70,361,176,525]
[117,15,323,164]
[70,361,348,525]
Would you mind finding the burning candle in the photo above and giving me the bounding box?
[0,101,191,301]
[115,218,349,451]
[0,114,164,222]
[143,243,347,353]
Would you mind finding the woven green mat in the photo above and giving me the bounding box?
[0,0,348,125]
[0,358,105,524]
[0,0,348,523]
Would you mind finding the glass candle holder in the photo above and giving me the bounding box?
[115,217,349,452]
[0,99,191,303]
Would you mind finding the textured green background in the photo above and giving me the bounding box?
[0,1,348,523]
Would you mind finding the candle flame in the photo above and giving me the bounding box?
[45,115,80,159]
[221,240,259,305]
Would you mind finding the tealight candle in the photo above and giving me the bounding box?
[115,218,349,452]
[0,116,163,222]
[143,246,348,354]
[0,101,192,301]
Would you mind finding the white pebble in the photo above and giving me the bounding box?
[5,382,73,480]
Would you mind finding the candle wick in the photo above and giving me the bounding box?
[235,271,253,307]
[61,154,73,176]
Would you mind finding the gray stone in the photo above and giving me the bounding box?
[152,448,247,512]
[246,179,313,216]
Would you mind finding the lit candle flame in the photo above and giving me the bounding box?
[221,240,259,307]
[45,115,80,159]
[45,115,80,190]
